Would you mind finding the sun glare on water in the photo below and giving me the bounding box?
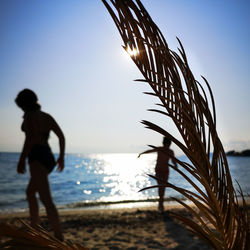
[88,153,155,203]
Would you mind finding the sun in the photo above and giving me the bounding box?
[126,46,139,57]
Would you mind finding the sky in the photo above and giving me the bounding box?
[0,0,249,155]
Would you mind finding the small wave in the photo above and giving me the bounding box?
[0,207,28,214]
[58,197,186,210]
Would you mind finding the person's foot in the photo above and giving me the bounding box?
[54,232,64,242]
[158,203,164,213]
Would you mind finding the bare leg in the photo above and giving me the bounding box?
[26,178,39,226]
[158,185,165,212]
[38,175,63,241]
[29,162,63,241]
[156,170,169,213]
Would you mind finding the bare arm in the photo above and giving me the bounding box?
[171,150,178,168]
[138,148,157,158]
[17,117,34,174]
[50,116,65,172]
[17,135,31,174]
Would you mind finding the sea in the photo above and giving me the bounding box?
[0,152,249,213]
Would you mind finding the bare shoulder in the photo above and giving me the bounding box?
[40,111,55,121]
[39,111,57,128]
[161,147,174,156]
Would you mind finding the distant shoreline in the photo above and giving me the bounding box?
[226,149,250,157]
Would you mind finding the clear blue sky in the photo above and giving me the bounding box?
[0,0,249,155]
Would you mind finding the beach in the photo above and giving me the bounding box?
[0,153,249,249]
[0,204,212,250]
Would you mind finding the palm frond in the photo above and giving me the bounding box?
[0,220,88,250]
[102,0,250,249]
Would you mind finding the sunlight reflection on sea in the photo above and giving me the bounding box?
[60,153,159,205]
[0,152,249,212]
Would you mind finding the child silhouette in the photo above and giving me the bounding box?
[138,137,177,212]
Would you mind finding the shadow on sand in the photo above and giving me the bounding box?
[162,211,212,250]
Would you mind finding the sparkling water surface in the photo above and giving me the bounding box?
[0,152,249,213]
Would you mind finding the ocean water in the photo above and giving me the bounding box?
[0,152,249,213]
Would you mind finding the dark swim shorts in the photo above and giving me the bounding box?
[28,145,56,173]
[155,168,169,184]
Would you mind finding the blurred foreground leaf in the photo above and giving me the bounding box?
[102,0,250,249]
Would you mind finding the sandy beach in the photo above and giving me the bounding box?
[0,204,212,250]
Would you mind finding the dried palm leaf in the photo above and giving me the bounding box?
[0,220,88,250]
[102,0,250,249]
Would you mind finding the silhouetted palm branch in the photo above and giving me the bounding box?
[0,220,88,249]
[102,0,250,249]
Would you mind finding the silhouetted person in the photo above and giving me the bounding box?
[15,89,65,241]
[138,137,177,212]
